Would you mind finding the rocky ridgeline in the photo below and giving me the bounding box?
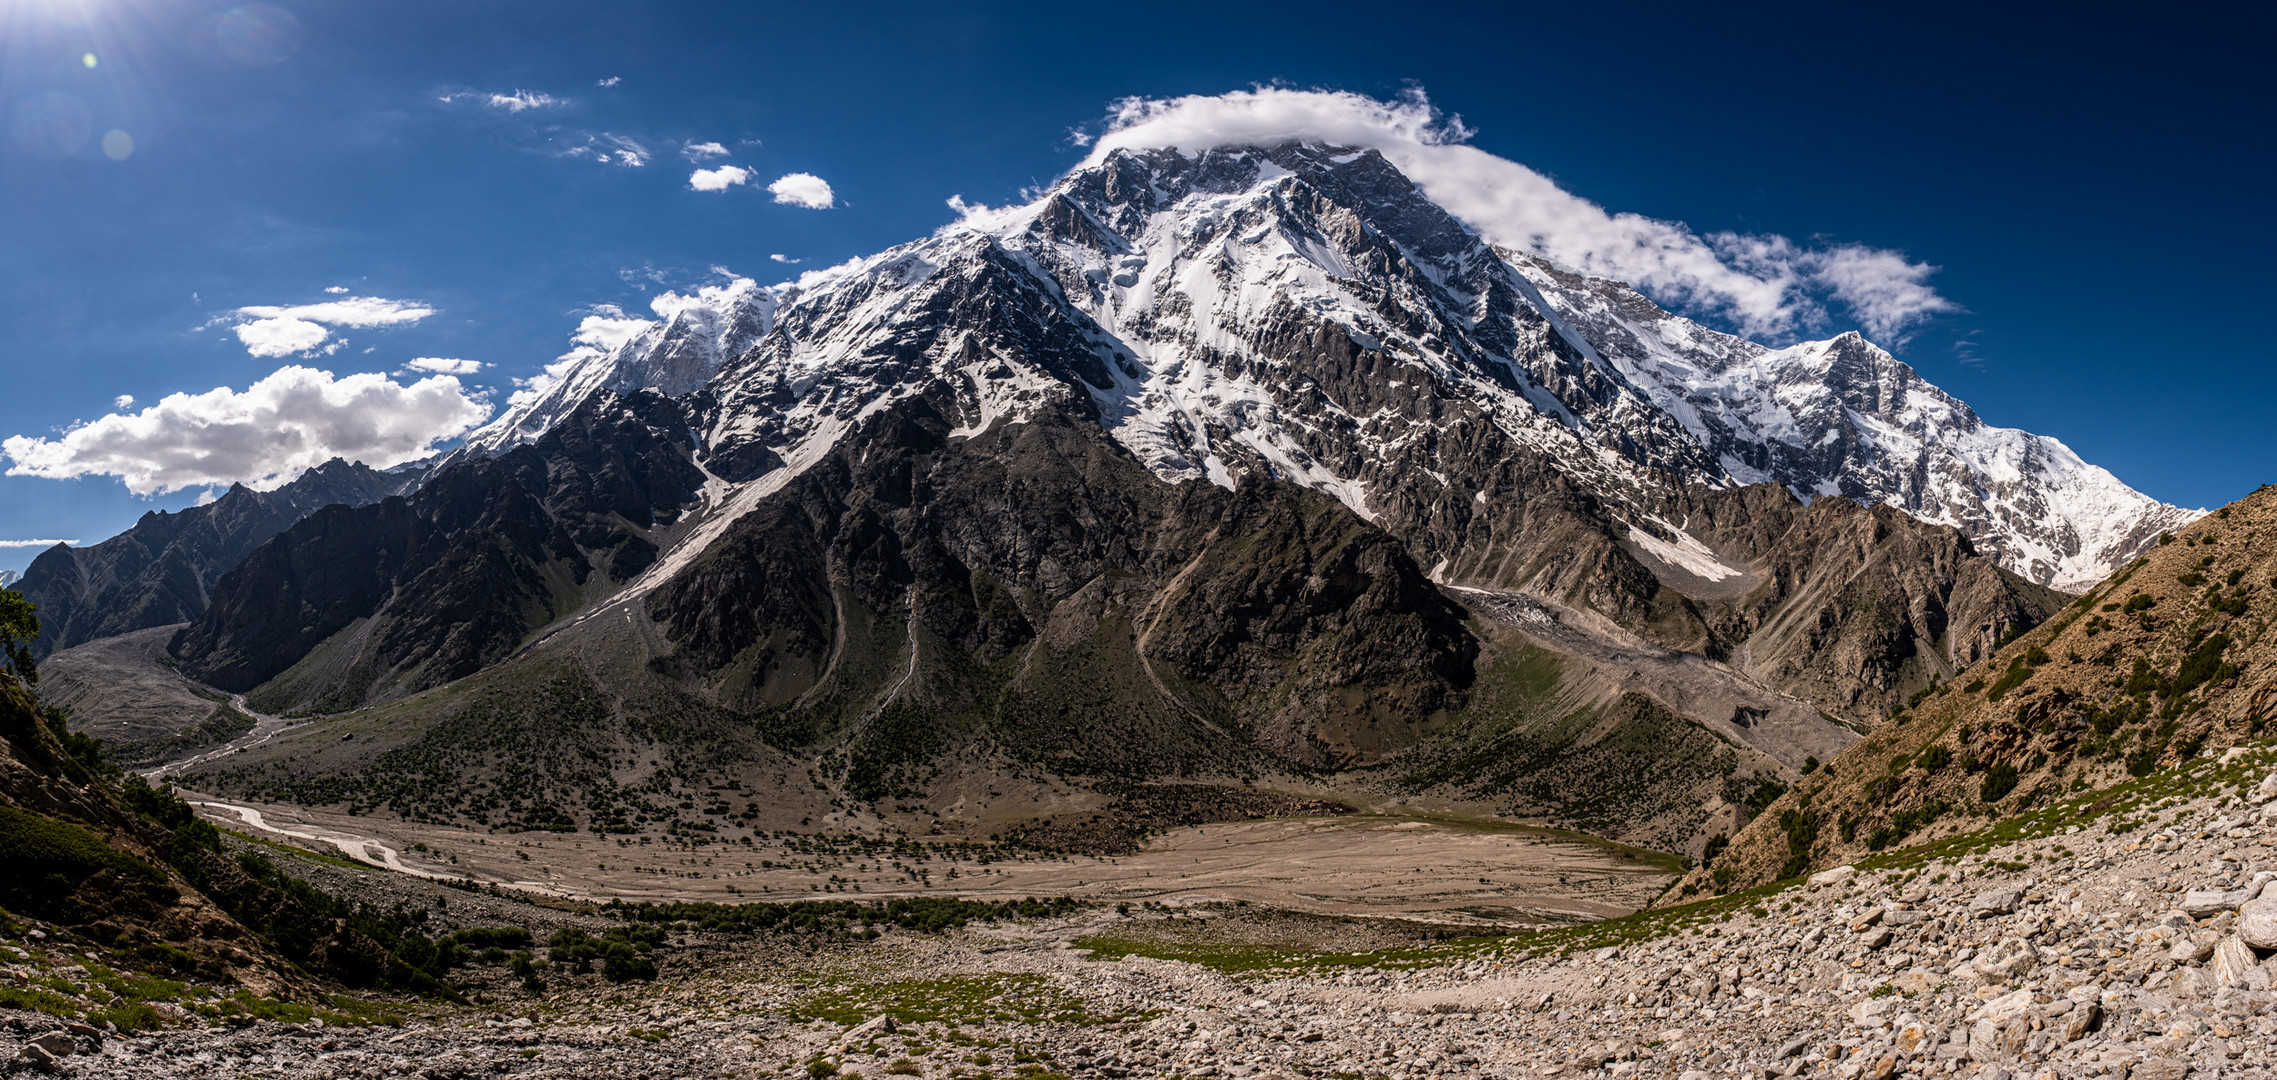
[11,752,2277,1078]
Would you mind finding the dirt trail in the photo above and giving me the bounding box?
[145,695,306,779]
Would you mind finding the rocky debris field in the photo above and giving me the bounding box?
[14,752,2277,1079]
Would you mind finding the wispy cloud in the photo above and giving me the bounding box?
[596,76,621,88]
[1083,87,1956,341]
[212,295,435,358]
[2,366,490,495]
[438,88,563,112]
[112,394,134,409]
[404,357,482,375]
[683,141,729,161]
[768,172,834,209]
[689,164,751,192]
[561,132,648,167]
[486,89,557,112]
[0,539,74,548]
[769,254,801,264]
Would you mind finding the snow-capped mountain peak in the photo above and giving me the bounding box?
[489,141,2195,592]
[463,275,779,455]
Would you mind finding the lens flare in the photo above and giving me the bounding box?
[81,52,97,68]
[101,129,132,160]
[9,92,93,158]
[211,4,301,67]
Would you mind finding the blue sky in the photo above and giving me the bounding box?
[4,0,2272,572]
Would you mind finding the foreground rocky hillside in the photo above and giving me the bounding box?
[1689,483,2277,897]
[10,736,2277,1079]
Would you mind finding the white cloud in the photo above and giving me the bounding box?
[769,253,801,264]
[648,275,757,323]
[112,394,134,409]
[689,164,752,192]
[487,89,557,112]
[597,76,621,88]
[504,306,659,409]
[219,295,435,358]
[439,89,563,112]
[324,285,347,294]
[404,357,482,375]
[1081,88,1954,341]
[234,318,330,357]
[683,141,729,160]
[2,366,491,495]
[768,172,834,209]
[562,132,648,168]
[0,539,74,548]
[552,308,657,368]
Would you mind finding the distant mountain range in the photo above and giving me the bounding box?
[22,141,2195,854]
[11,459,416,657]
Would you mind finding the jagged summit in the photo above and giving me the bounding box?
[457,141,2190,591]
[462,276,779,456]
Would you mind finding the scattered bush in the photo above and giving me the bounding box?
[1980,763,2020,803]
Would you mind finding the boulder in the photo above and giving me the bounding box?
[1809,865,1857,887]
[1971,988,2037,1023]
[2181,886,2260,918]
[2237,894,2277,950]
[2211,935,2261,989]
[1970,888,2023,917]
[2062,1001,2101,1042]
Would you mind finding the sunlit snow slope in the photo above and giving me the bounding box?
[466,143,2195,591]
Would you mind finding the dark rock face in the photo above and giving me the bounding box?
[651,395,1476,782]
[1649,484,2064,718]
[171,392,707,709]
[10,459,409,657]
[133,143,2080,853]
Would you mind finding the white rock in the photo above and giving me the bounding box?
[843,1014,897,1041]
[2180,886,2260,917]
[1971,989,2037,1023]
[2211,936,2260,988]
[2063,1002,2100,1042]
[2257,770,2277,803]
[1970,888,2024,917]
[1809,865,1857,887]
[2238,895,2277,949]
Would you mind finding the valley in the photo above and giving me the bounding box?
[178,794,1675,925]
[2,125,2267,1080]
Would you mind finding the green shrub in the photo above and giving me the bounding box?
[1979,763,2020,803]
[0,804,166,915]
[2167,633,2235,698]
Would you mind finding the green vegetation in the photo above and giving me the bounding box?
[788,973,1126,1027]
[608,896,1083,939]
[546,927,661,982]
[0,589,38,685]
[1978,762,2020,803]
[0,803,168,915]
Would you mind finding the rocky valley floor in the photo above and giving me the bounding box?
[10,744,2277,1079]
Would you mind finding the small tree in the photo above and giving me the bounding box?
[0,589,36,686]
